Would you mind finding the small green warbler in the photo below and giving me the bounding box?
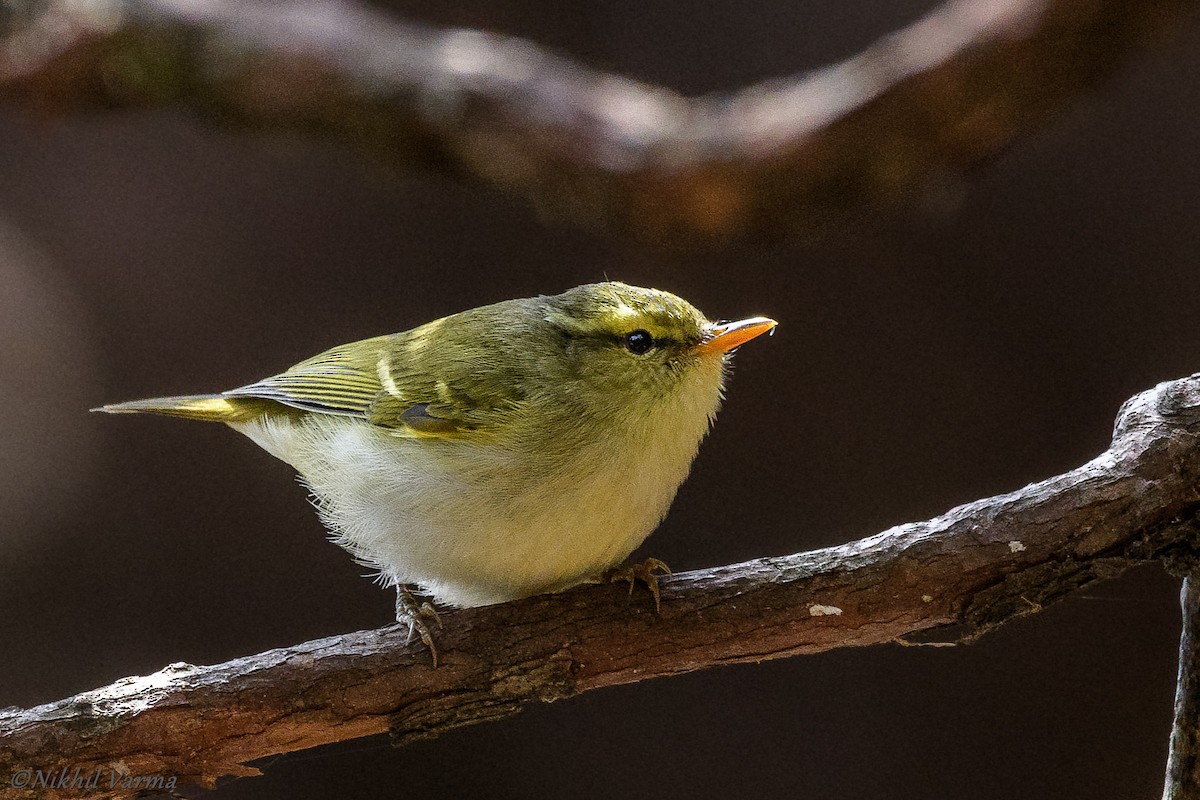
[99,282,775,644]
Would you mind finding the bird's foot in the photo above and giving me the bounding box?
[394,586,442,667]
[607,557,672,612]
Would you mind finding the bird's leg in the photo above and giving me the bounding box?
[394,585,442,667]
[607,557,672,612]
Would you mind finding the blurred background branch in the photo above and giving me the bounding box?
[0,0,1194,245]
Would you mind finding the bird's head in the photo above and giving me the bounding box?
[537,282,776,414]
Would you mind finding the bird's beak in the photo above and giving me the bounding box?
[696,317,778,354]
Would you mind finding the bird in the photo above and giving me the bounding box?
[97,282,776,661]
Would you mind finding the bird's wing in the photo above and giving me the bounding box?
[224,332,522,437]
[224,336,388,418]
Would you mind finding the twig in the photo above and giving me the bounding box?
[0,0,1195,244]
[1165,574,1200,798]
[3,374,1200,798]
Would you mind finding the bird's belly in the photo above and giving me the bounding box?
[232,413,702,607]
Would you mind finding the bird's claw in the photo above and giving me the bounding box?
[395,588,443,667]
[607,557,672,612]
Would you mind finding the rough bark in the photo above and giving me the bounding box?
[2,374,1200,798]
[0,0,1196,245]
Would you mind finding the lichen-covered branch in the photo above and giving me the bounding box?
[0,0,1195,244]
[3,374,1200,798]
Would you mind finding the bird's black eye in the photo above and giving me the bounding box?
[624,329,654,354]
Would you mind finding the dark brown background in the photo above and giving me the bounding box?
[1,1,1197,797]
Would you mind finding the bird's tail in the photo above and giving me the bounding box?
[92,394,257,422]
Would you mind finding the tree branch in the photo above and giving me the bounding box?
[0,0,1195,244]
[3,374,1200,797]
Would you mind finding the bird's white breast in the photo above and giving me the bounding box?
[231,359,724,607]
